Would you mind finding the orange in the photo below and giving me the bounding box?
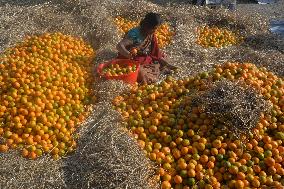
[235,180,245,188]
[173,175,182,184]
[130,48,138,56]
[200,154,209,164]
[163,174,171,181]
[265,157,275,166]
[28,151,37,160]
[0,145,9,152]
[161,181,171,189]
[187,169,196,177]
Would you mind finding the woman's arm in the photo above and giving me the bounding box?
[116,38,134,59]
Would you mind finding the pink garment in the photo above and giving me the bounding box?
[117,34,164,65]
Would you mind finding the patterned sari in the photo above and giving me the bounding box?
[118,27,164,65]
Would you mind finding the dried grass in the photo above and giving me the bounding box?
[0,0,284,188]
[190,80,271,138]
[0,152,65,189]
[62,103,158,189]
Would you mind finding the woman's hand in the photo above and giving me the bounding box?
[116,38,134,59]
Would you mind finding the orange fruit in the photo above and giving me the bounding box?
[0,145,9,152]
[174,175,182,184]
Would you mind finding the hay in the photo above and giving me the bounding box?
[0,0,121,52]
[0,0,284,188]
[63,104,158,189]
[94,79,130,102]
[0,152,65,189]
[190,80,271,138]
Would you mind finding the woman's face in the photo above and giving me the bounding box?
[142,25,158,36]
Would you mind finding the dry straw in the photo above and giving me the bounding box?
[190,80,272,138]
[61,103,159,189]
[0,0,284,188]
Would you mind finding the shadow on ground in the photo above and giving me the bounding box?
[243,33,284,53]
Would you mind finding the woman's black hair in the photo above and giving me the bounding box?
[140,12,162,29]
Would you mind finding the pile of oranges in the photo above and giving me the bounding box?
[102,63,137,77]
[114,16,138,34]
[0,32,95,160]
[196,26,244,48]
[114,16,175,48]
[113,62,284,189]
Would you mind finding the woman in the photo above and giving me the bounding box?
[116,12,177,84]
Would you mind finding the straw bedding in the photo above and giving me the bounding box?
[189,80,271,138]
[0,0,283,188]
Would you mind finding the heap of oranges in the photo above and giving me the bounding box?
[0,32,95,160]
[196,26,244,48]
[114,16,175,48]
[102,63,137,77]
[114,16,138,34]
[113,62,284,189]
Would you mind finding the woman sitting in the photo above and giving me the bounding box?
[116,12,177,84]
